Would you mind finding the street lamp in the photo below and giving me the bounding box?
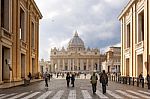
[5,59,13,86]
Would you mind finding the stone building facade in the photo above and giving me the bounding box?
[39,59,51,74]
[0,0,42,84]
[102,47,121,73]
[50,32,106,73]
[119,0,150,78]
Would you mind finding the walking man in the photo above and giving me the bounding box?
[44,71,49,87]
[90,72,98,94]
[66,73,70,87]
[71,73,75,87]
[100,70,108,94]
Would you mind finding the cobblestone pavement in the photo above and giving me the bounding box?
[0,77,150,99]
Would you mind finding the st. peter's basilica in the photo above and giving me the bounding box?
[50,31,106,73]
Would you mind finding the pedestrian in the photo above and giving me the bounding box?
[28,72,32,80]
[84,73,87,79]
[90,72,98,94]
[139,72,143,83]
[66,73,70,87]
[100,70,108,94]
[147,74,150,89]
[47,73,50,82]
[57,73,59,78]
[44,71,49,87]
[71,73,75,87]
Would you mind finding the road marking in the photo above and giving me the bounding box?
[96,90,108,99]
[0,94,5,97]
[51,90,64,99]
[127,90,150,99]
[21,92,40,99]
[138,90,150,95]
[81,90,92,99]
[37,91,52,99]
[7,92,29,99]
[107,90,123,99]
[0,93,17,99]
[68,90,76,99]
[116,90,139,99]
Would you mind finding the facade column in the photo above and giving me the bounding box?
[51,60,53,72]
[87,59,88,70]
[77,59,79,70]
[68,59,70,71]
[73,59,74,71]
[97,59,100,71]
[68,59,69,71]
[57,59,60,72]
[80,59,83,70]
[92,59,94,71]
[63,59,65,71]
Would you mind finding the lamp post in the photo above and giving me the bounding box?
[5,59,13,86]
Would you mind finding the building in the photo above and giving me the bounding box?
[39,59,51,74]
[0,0,42,84]
[119,0,150,78]
[50,31,106,73]
[102,47,121,73]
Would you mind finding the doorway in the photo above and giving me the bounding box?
[2,46,10,81]
[21,53,25,78]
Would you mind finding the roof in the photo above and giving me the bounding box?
[32,0,43,19]
[118,0,135,20]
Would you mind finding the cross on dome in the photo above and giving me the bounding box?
[74,30,78,37]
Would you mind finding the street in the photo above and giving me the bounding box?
[0,76,150,99]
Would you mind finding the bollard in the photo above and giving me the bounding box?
[129,77,131,85]
[148,77,150,89]
[125,77,127,84]
[148,81,150,89]
[137,78,139,87]
[133,77,134,86]
[142,78,144,88]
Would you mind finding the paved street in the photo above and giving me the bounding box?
[0,76,150,99]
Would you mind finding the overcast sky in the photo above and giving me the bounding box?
[35,0,129,60]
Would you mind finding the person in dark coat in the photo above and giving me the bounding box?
[90,72,98,94]
[71,74,75,87]
[28,72,32,80]
[66,73,70,87]
[147,74,150,89]
[44,71,49,87]
[100,70,108,94]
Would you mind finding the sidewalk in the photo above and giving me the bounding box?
[0,79,43,89]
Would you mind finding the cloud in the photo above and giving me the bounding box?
[35,0,129,60]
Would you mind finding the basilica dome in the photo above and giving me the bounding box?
[68,31,85,50]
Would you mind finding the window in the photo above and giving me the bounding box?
[31,22,35,48]
[126,23,130,48]
[1,0,10,30]
[20,8,25,40]
[65,66,68,70]
[138,11,144,42]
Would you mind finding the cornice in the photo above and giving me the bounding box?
[118,0,135,20]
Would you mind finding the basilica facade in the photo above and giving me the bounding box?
[50,32,106,73]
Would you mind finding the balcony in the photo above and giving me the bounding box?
[1,27,12,41]
[124,48,130,58]
[124,48,130,54]
[135,41,144,55]
[20,40,27,49]
[135,41,144,50]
